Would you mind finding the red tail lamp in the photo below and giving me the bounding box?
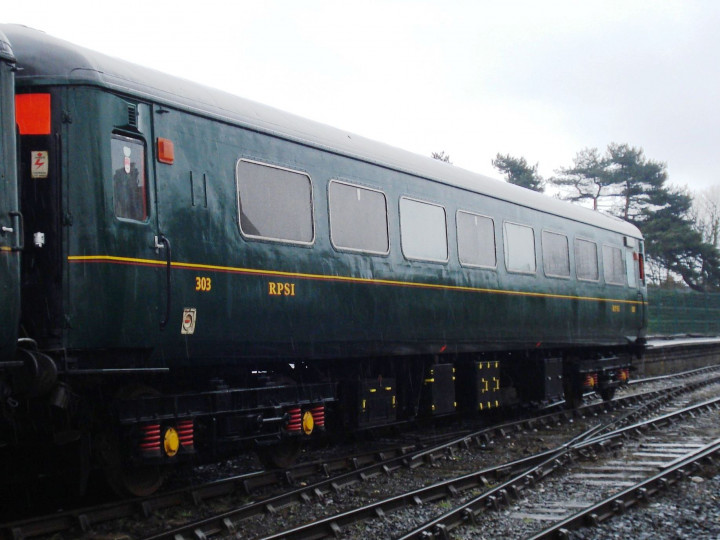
[157,137,174,164]
[16,93,51,135]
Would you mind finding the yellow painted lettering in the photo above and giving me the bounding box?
[268,282,296,297]
[195,276,212,292]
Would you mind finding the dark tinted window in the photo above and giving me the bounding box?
[575,238,599,281]
[112,135,147,221]
[504,222,536,273]
[457,211,496,268]
[603,245,625,285]
[400,198,448,261]
[236,160,314,243]
[542,231,570,278]
[329,181,389,253]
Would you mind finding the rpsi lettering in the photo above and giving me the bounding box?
[269,282,296,296]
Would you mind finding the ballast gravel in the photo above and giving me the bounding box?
[569,470,720,540]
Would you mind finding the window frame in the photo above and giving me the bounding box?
[111,132,149,223]
[541,229,571,280]
[574,237,600,283]
[626,249,638,289]
[327,179,390,256]
[235,158,316,246]
[399,196,449,263]
[503,221,537,275]
[456,209,497,270]
[602,243,626,286]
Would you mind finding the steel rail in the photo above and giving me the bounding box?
[629,362,720,386]
[528,437,720,540]
[147,381,704,540]
[142,375,718,539]
[397,395,720,540]
[2,367,717,540]
[259,436,603,540]
[267,395,720,540]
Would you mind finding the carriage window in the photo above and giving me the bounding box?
[626,250,638,288]
[329,181,389,254]
[603,245,625,285]
[504,222,536,273]
[400,198,448,262]
[542,231,570,278]
[457,211,496,268]
[575,238,599,281]
[236,159,314,243]
[112,135,147,221]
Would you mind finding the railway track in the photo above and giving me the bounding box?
[245,383,720,539]
[397,393,720,539]
[2,366,719,539]
[527,437,720,539]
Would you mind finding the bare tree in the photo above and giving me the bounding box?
[692,186,720,248]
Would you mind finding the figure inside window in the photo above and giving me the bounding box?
[112,135,147,221]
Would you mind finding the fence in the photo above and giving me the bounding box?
[648,289,720,336]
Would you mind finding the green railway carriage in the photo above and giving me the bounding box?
[0,25,647,496]
[0,31,19,363]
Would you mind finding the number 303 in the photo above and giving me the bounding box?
[195,276,212,292]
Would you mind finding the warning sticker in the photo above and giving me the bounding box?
[181,308,197,335]
[31,151,49,179]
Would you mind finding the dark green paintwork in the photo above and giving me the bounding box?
[64,88,162,350]
[0,49,19,361]
[0,25,647,368]
[59,86,646,365]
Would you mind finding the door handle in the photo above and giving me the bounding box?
[4,212,24,251]
[154,234,172,329]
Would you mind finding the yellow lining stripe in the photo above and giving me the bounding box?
[67,254,646,305]
[0,246,13,252]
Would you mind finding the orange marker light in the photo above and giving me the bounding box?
[157,137,174,164]
[16,94,51,135]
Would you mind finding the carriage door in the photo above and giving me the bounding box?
[0,48,20,359]
[625,237,646,331]
[62,89,164,349]
[151,105,213,345]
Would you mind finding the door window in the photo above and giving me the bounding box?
[111,134,147,222]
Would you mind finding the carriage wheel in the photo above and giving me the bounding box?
[99,384,165,497]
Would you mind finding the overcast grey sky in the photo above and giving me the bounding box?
[4,0,719,190]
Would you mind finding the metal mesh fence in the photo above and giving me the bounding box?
[648,289,720,336]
